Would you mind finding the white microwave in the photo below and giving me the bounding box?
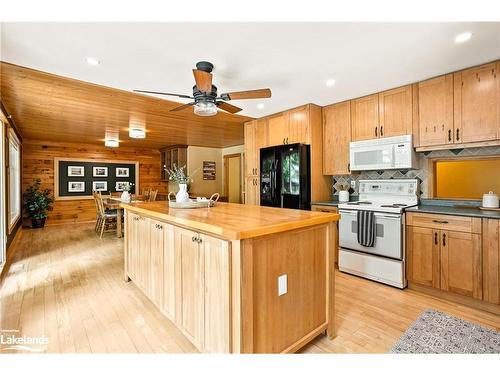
[349,135,417,171]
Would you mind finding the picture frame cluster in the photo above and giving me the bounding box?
[66,165,131,193]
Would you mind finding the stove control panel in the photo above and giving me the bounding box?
[358,179,419,205]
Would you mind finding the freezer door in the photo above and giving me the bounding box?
[260,147,278,207]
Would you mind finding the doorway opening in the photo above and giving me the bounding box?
[224,153,242,203]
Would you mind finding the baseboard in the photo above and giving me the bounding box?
[408,282,500,316]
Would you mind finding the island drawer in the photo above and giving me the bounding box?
[406,212,481,233]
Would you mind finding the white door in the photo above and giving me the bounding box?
[0,119,6,272]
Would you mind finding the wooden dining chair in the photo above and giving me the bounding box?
[92,191,103,233]
[148,189,158,202]
[96,195,118,239]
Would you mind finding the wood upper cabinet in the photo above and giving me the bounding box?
[440,230,482,299]
[175,226,205,349]
[351,86,413,141]
[244,121,257,176]
[267,112,289,146]
[351,94,380,141]
[454,62,499,143]
[322,101,351,175]
[418,74,454,147]
[288,106,310,144]
[407,226,440,288]
[378,85,413,138]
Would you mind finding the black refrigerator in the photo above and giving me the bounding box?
[260,143,311,210]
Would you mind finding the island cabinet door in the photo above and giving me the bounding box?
[174,227,205,350]
[126,212,141,282]
[149,219,165,307]
[161,223,176,320]
[202,234,230,353]
[137,216,152,295]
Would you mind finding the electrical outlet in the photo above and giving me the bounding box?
[350,180,356,189]
[278,274,287,296]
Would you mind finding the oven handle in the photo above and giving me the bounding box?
[339,210,401,219]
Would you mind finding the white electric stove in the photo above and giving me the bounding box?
[338,179,419,288]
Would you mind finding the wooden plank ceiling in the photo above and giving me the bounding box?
[0,62,252,149]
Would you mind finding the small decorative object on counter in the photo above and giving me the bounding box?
[168,192,220,209]
[165,164,198,204]
[338,183,350,203]
[482,191,499,209]
[23,178,54,228]
[120,182,134,202]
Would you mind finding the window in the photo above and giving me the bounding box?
[8,129,21,231]
[433,158,500,200]
[0,119,5,268]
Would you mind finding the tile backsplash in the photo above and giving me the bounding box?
[331,145,500,199]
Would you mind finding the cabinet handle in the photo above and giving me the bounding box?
[456,129,460,141]
[448,129,452,142]
[442,233,446,247]
[192,236,196,242]
[380,126,383,137]
[375,127,378,137]
[434,232,438,245]
[198,237,203,244]
[347,163,350,172]
[283,138,285,144]
[432,220,449,224]
[286,137,289,144]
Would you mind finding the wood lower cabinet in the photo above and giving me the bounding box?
[126,212,231,352]
[407,226,440,288]
[454,62,498,143]
[245,176,260,205]
[322,101,351,175]
[418,74,454,147]
[406,213,483,301]
[175,227,205,349]
[440,230,482,299]
[482,219,500,305]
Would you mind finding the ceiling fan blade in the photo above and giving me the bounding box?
[192,69,213,92]
[134,89,193,99]
[221,88,272,101]
[170,102,196,112]
[216,101,242,114]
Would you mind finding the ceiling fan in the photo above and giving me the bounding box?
[134,61,271,116]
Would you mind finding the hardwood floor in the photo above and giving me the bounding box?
[1,224,499,354]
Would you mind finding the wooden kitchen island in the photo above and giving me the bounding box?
[121,201,339,353]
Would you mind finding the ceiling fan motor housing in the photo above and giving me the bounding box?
[192,85,217,104]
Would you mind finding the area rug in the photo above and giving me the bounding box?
[390,309,500,353]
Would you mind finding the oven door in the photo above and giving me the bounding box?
[349,144,395,171]
[339,209,403,260]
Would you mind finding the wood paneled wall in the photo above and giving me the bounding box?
[22,139,167,225]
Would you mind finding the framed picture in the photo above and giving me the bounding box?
[68,181,85,193]
[68,166,84,177]
[92,181,108,192]
[116,167,130,177]
[93,166,108,177]
[203,161,216,180]
[115,181,130,192]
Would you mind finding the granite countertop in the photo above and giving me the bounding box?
[405,199,500,219]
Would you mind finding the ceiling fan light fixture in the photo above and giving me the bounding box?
[194,101,217,116]
[129,127,146,139]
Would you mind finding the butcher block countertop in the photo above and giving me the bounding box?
[121,201,340,240]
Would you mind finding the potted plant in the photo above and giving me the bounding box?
[23,178,54,228]
[165,164,197,203]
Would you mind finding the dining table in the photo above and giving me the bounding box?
[103,196,143,238]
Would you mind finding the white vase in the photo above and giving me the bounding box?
[121,191,131,202]
[176,183,189,203]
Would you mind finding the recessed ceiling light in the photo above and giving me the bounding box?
[104,139,119,147]
[129,127,146,139]
[326,79,336,87]
[257,103,265,110]
[86,57,100,66]
[455,32,472,44]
